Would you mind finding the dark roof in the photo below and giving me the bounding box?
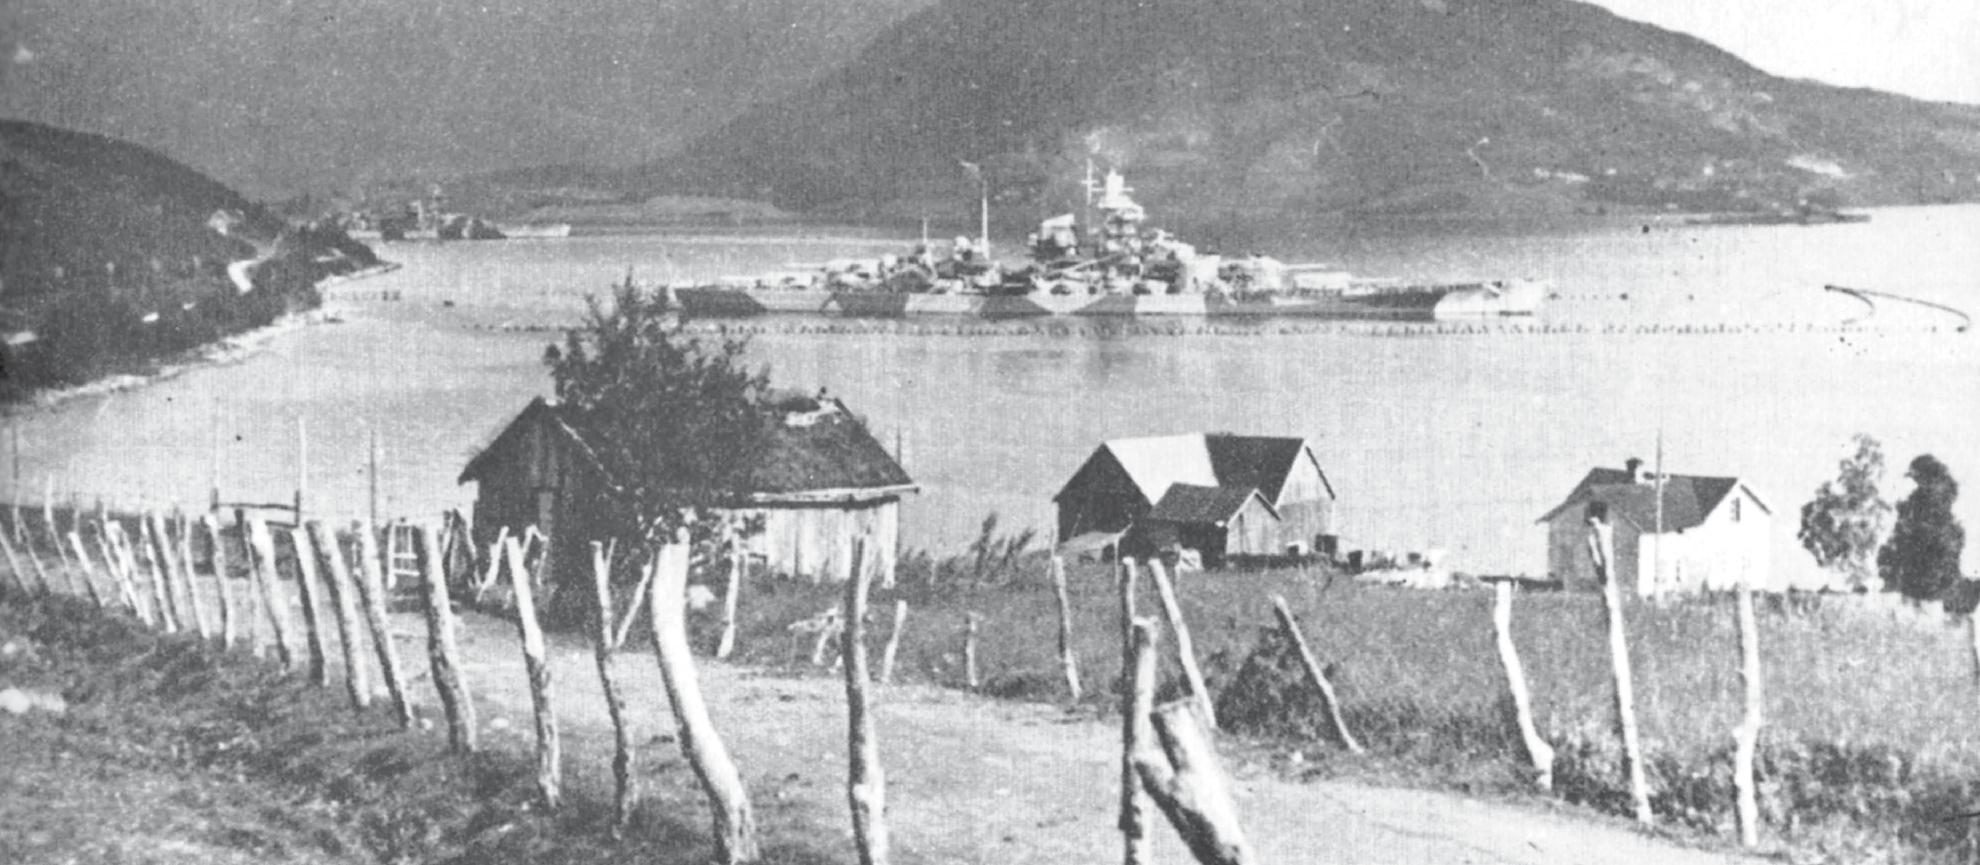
[1537,467,1764,531]
[459,396,915,502]
[1204,435,1310,501]
[1146,484,1277,525]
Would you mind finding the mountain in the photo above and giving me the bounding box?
[0,0,934,198]
[648,0,1980,227]
[0,120,375,391]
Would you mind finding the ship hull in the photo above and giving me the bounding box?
[673,281,1546,321]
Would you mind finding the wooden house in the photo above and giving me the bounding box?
[1053,433,1337,565]
[1537,458,1772,595]
[459,393,916,591]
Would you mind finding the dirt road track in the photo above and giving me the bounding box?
[421,608,1756,865]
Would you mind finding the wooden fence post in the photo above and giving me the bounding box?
[843,541,889,865]
[140,518,182,633]
[1589,518,1652,825]
[503,535,561,810]
[1121,616,1156,865]
[648,532,760,865]
[1491,581,1554,791]
[1134,699,1259,865]
[44,487,80,596]
[0,516,29,596]
[878,600,907,686]
[715,523,744,660]
[145,514,195,636]
[245,517,296,667]
[108,523,154,625]
[159,514,213,640]
[288,526,334,687]
[95,526,144,621]
[1269,595,1362,754]
[1049,554,1082,703]
[589,541,637,835]
[1148,558,1215,730]
[1733,584,1763,848]
[960,613,981,690]
[355,520,415,728]
[16,509,52,594]
[65,531,107,608]
[420,523,476,753]
[307,521,371,711]
[203,515,240,650]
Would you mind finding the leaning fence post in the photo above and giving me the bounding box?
[1119,560,1150,865]
[307,520,371,711]
[1049,554,1082,703]
[1148,558,1215,730]
[65,531,107,608]
[43,484,79,596]
[203,514,240,650]
[420,522,476,753]
[355,520,415,728]
[15,509,51,594]
[503,535,561,809]
[1733,583,1763,848]
[961,612,980,690]
[245,517,296,667]
[96,525,145,621]
[161,514,214,640]
[1269,595,1362,754]
[140,518,182,633]
[648,532,760,865]
[109,522,155,625]
[842,540,889,865]
[288,525,334,687]
[0,516,29,596]
[1589,517,1652,824]
[1134,699,1259,865]
[1490,581,1554,791]
[589,541,637,835]
[878,600,908,685]
[715,523,744,660]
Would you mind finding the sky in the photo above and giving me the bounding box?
[1586,0,1980,105]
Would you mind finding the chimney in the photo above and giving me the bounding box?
[1624,457,1644,482]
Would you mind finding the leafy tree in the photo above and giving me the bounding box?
[546,277,770,551]
[1879,454,1966,601]
[1798,434,1892,590]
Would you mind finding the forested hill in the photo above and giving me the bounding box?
[0,120,376,391]
[646,0,1980,225]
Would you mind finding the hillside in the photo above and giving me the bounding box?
[648,0,1980,227]
[0,120,377,391]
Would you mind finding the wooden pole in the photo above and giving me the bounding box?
[173,513,213,640]
[308,521,371,711]
[139,518,182,633]
[589,541,637,835]
[420,522,476,753]
[1148,558,1216,730]
[1269,595,1362,754]
[154,513,212,640]
[842,540,889,865]
[16,507,51,594]
[1733,584,1763,848]
[1134,698,1260,865]
[1049,554,1083,703]
[355,520,415,728]
[715,523,744,660]
[95,526,143,620]
[1491,581,1554,791]
[503,535,562,810]
[0,513,28,596]
[65,531,107,608]
[878,600,907,685]
[109,522,154,623]
[1589,518,1652,824]
[613,553,658,650]
[288,525,333,687]
[245,517,296,667]
[961,612,980,690]
[203,515,240,650]
[648,533,760,865]
[44,478,79,595]
[1121,616,1156,865]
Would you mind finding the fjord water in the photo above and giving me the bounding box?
[15,206,1978,585]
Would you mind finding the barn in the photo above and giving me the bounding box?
[1537,457,1772,595]
[458,393,916,590]
[1053,433,1337,565]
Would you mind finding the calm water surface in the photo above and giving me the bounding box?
[16,207,1979,585]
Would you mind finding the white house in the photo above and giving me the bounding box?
[1537,458,1772,595]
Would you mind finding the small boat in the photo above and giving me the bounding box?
[1685,204,1870,227]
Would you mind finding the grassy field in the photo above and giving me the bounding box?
[712,556,1980,863]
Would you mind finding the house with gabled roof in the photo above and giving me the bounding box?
[1537,457,1772,596]
[459,392,916,590]
[1053,433,1337,565]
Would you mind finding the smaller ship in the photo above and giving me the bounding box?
[1685,201,1870,227]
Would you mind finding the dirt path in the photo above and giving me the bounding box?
[423,608,1756,865]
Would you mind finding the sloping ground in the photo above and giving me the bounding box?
[0,588,1760,865]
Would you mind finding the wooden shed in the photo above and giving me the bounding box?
[1053,433,1337,565]
[459,394,916,591]
[1537,458,1772,596]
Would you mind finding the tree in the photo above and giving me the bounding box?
[546,277,771,551]
[1798,434,1892,590]
[1879,454,1966,602]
